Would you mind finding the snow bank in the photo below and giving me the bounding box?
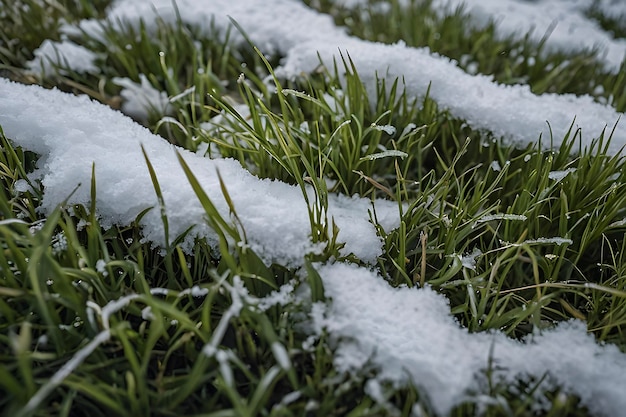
[314,262,626,416]
[0,79,398,266]
[35,0,626,154]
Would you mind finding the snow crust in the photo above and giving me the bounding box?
[0,79,397,267]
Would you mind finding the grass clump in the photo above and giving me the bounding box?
[2,0,626,416]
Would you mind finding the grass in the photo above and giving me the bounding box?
[308,0,626,112]
[1,0,626,415]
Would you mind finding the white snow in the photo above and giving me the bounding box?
[593,0,626,20]
[179,285,210,298]
[329,0,626,73]
[31,0,626,154]
[271,342,292,371]
[0,79,398,267]
[112,74,173,122]
[95,259,108,276]
[459,247,482,270]
[548,167,577,182]
[3,0,626,416]
[27,39,100,76]
[497,237,575,247]
[427,0,626,74]
[476,213,528,223]
[314,262,626,416]
[141,306,155,320]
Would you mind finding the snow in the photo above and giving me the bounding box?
[95,259,108,276]
[548,167,577,182]
[0,78,398,267]
[279,39,625,153]
[141,306,155,320]
[112,74,173,122]
[593,0,626,20]
[498,237,574,247]
[314,262,626,416]
[329,0,626,73]
[179,285,210,298]
[257,281,297,311]
[27,39,100,76]
[427,0,626,74]
[32,0,626,154]
[489,160,501,171]
[3,0,626,415]
[459,247,482,270]
[271,342,292,371]
[476,213,527,223]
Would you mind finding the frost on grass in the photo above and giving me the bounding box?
[476,213,528,223]
[34,0,626,154]
[502,237,574,247]
[0,79,398,267]
[459,247,482,270]
[548,167,577,183]
[314,262,626,417]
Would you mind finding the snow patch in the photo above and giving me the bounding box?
[113,75,173,122]
[27,40,100,75]
[0,79,399,267]
[314,262,626,416]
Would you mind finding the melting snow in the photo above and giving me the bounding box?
[459,247,482,270]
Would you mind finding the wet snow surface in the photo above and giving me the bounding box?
[3,0,626,415]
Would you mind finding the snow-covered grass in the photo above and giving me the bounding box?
[1,0,626,416]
